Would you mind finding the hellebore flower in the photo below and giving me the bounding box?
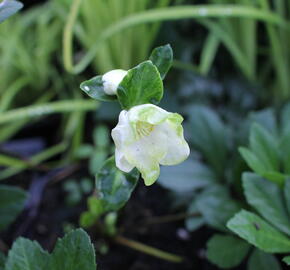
[102,69,127,95]
[111,104,190,186]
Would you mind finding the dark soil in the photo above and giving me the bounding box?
[1,167,216,270]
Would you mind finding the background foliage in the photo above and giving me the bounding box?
[1,0,290,269]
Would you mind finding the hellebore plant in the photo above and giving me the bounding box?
[80,44,189,216]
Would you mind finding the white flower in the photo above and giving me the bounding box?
[111,104,190,186]
[102,69,127,95]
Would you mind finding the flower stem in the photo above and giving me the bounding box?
[114,235,184,263]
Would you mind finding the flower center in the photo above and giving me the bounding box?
[136,121,154,138]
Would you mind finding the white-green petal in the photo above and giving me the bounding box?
[128,104,170,125]
[111,104,190,186]
[124,126,168,185]
[159,121,190,165]
[111,110,134,148]
[115,147,134,173]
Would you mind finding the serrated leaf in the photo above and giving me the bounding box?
[149,44,173,79]
[0,185,27,231]
[188,105,228,176]
[249,123,279,171]
[117,61,163,109]
[95,157,139,212]
[0,0,23,23]
[206,234,250,269]
[5,238,49,270]
[195,185,240,231]
[248,249,281,270]
[158,158,216,193]
[49,229,96,270]
[243,173,290,236]
[80,75,116,101]
[227,210,290,253]
[283,255,290,265]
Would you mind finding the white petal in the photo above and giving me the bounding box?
[115,147,134,173]
[159,121,190,166]
[123,127,168,185]
[111,110,134,148]
[102,69,127,95]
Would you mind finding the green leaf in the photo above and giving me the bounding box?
[280,102,290,136]
[80,75,116,101]
[93,125,109,148]
[239,148,285,186]
[188,105,228,176]
[249,109,278,135]
[4,230,96,270]
[87,197,104,216]
[95,157,139,213]
[195,185,240,231]
[262,171,287,186]
[79,211,97,228]
[227,210,290,253]
[280,131,290,174]
[149,44,173,79]
[243,173,290,236]
[284,179,290,216]
[117,61,163,110]
[158,158,216,193]
[75,144,94,159]
[283,255,290,265]
[89,149,107,175]
[0,0,23,23]
[206,234,250,269]
[49,229,96,270]
[248,249,281,270]
[239,147,267,175]
[249,123,279,171]
[0,252,6,270]
[185,200,205,231]
[0,185,27,231]
[5,238,49,270]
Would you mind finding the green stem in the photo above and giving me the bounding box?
[65,4,288,74]
[114,235,184,263]
[63,0,83,72]
[0,100,98,125]
[0,142,67,180]
[172,59,199,73]
[145,212,200,225]
[0,154,28,168]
